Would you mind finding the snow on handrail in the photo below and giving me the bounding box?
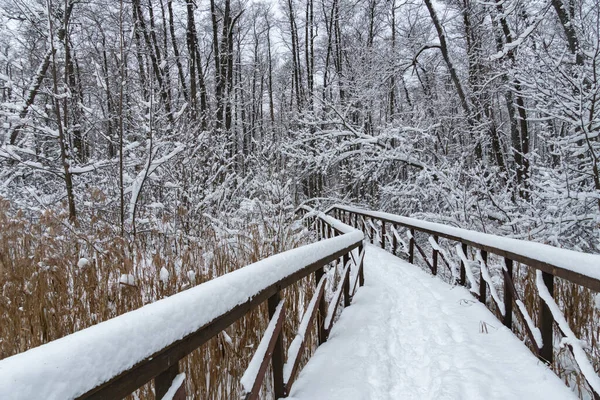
[330,204,600,290]
[0,228,363,400]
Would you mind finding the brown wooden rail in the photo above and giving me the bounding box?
[0,218,364,400]
[86,227,363,399]
[324,204,600,399]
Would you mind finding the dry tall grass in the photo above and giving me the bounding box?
[0,198,321,399]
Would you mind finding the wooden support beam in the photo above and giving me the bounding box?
[539,272,554,364]
[503,258,513,330]
[479,250,488,304]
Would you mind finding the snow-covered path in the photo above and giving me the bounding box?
[287,245,575,400]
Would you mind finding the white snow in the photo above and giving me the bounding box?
[333,205,600,283]
[160,372,185,400]
[77,257,90,269]
[595,294,600,310]
[287,245,575,400]
[187,270,196,285]
[159,267,170,283]
[0,230,363,400]
[118,273,135,286]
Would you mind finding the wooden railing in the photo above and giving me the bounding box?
[324,204,600,399]
[0,221,364,400]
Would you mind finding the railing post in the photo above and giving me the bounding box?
[539,272,554,365]
[479,250,487,304]
[503,258,513,330]
[392,224,397,255]
[155,362,185,400]
[315,267,327,345]
[354,212,358,228]
[370,220,374,244]
[432,235,438,276]
[380,221,386,250]
[320,219,324,239]
[358,243,365,287]
[460,243,467,285]
[268,292,285,398]
[408,228,415,264]
[343,253,351,307]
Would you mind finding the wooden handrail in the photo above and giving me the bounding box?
[0,219,364,400]
[325,204,600,398]
[329,204,600,291]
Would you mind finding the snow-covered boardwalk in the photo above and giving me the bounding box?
[288,245,575,400]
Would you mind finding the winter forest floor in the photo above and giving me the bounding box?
[288,245,575,400]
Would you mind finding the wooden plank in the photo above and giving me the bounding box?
[392,224,398,255]
[315,267,327,345]
[76,238,361,400]
[460,243,467,286]
[155,364,183,400]
[432,235,438,276]
[479,250,487,304]
[268,294,285,399]
[539,272,554,364]
[408,228,415,264]
[351,249,366,296]
[413,238,434,273]
[283,278,326,393]
[358,244,365,287]
[242,301,286,400]
[325,265,351,335]
[503,259,513,329]
[501,267,541,354]
[343,254,351,307]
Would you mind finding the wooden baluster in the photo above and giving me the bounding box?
[358,243,365,287]
[155,362,185,400]
[343,253,351,307]
[432,235,438,276]
[460,243,467,285]
[370,220,374,244]
[539,272,554,364]
[354,213,358,229]
[408,228,415,264]
[268,292,285,398]
[503,258,513,329]
[392,224,398,255]
[381,221,386,250]
[315,266,327,345]
[479,250,487,304]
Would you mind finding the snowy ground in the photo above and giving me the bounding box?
[287,245,575,400]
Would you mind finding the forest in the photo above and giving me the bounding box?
[0,0,599,398]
